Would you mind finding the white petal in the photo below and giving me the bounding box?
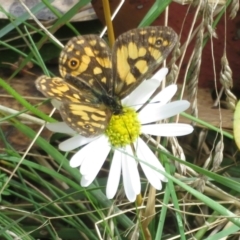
[150,85,177,105]
[151,68,168,83]
[125,146,141,195]
[80,147,110,186]
[59,135,98,151]
[106,150,122,199]
[122,146,141,202]
[81,175,99,187]
[141,123,194,136]
[69,144,89,168]
[80,136,110,181]
[46,122,76,135]
[69,135,107,168]
[136,138,167,189]
[51,99,61,109]
[139,100,190,124]
[122,79,159,110]
[140,163,162,190]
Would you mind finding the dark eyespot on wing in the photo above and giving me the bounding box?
[59,35,113,96]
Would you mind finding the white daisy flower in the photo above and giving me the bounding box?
[47,68,194,202]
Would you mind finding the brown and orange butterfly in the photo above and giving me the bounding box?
[36,26,178,137]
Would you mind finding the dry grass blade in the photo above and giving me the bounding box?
[212,139,224,171]
[219,54,237,110]
[167,41,181,85]
[187,20,204,122]
[170,137,187,174]
[229,0,239,19]
[141,187,157,240]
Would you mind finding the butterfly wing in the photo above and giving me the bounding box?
[59,102,111,137]
[59,35,113,96]
[35,75,98,103]
[112,26,178,99]
[36,75,111,136]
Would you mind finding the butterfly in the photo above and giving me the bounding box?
[36,26,178,137]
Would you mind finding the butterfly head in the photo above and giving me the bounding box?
[99,94,123,115]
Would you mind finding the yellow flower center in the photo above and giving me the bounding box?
[105,107,141,147]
